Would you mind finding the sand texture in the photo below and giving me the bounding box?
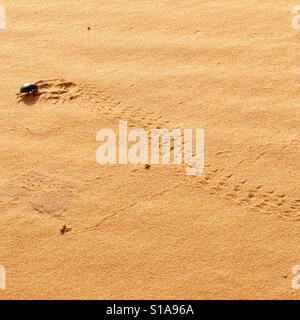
[0,1,299,299]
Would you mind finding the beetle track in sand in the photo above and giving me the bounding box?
[14,78,300,222]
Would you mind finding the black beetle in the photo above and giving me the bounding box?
[20,83,38,94]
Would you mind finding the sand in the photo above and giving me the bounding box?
[0,0,299,299]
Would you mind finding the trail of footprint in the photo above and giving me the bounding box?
[16,79,300,222]
[187,168,300,221]
[80,83,171,130]
[78,82,300,221]
[16,79,82,104]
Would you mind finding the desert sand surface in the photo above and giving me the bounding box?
[0,0,299,299]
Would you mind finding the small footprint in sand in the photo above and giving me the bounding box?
[17,79,82,105]
[36,79,82,103]
[187,166,300,221]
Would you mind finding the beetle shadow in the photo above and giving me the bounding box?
[19,92,41,105]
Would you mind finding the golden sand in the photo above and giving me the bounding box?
[0,1,299,299]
